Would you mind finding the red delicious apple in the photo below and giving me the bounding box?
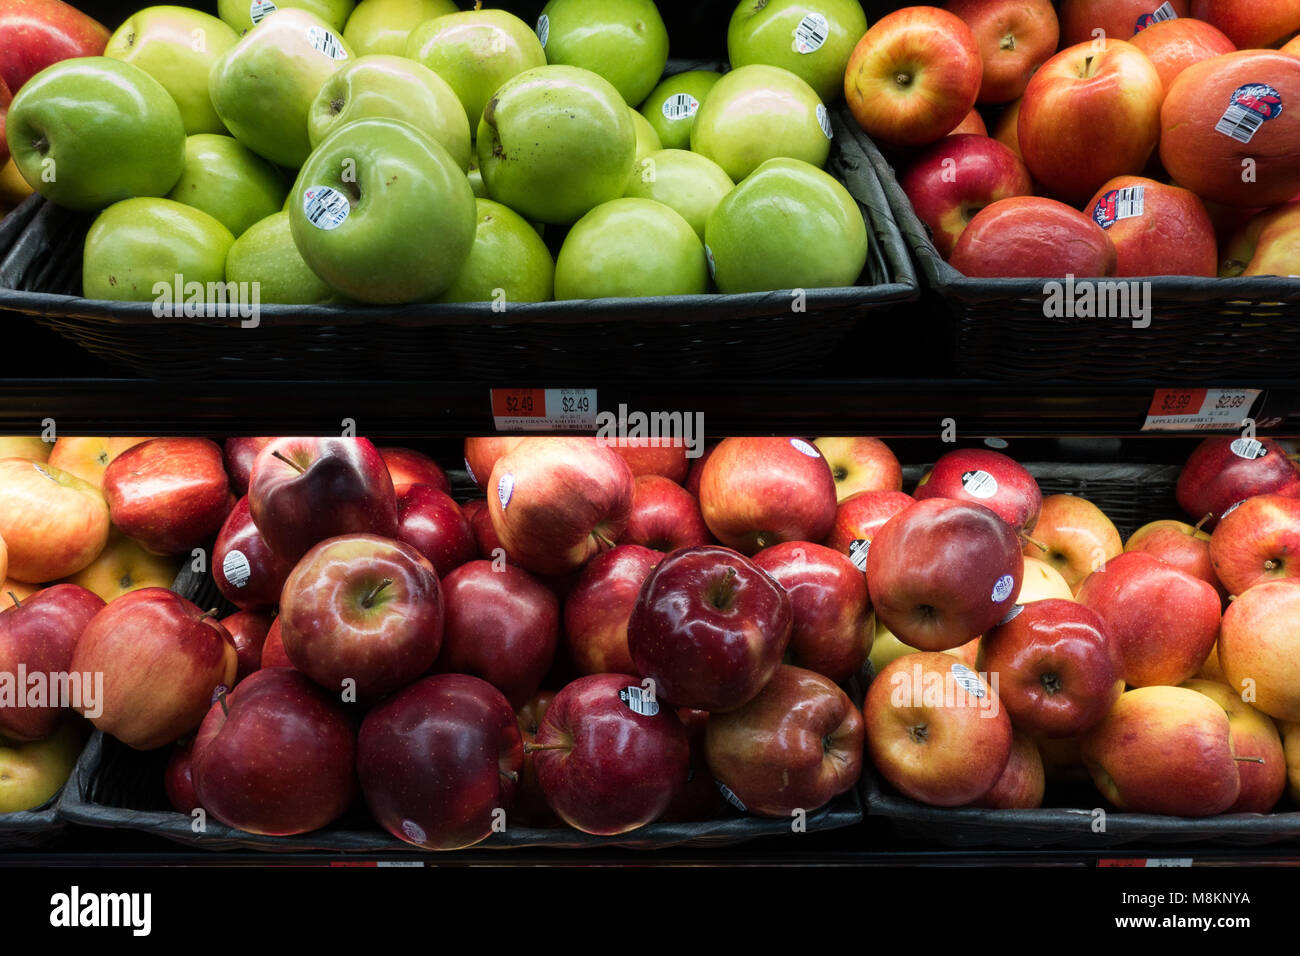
[223,438,274,498]
[969,730,1045,808]
[70,587,238,750]
[513,690,558,827]
[1075,550,1221,686]
[914,448,1042,536]
[259,616,291,669]
[1210,494,1300,597]
[487,437,634,576]
[247,437,397,565]
[0,583,103,741]
[661,707,725,822]
[976,599,1123,737]
[1182,678,1286,814]
[103,438,231,557]
[753,541,873,684]
[463,436,523,491]
[219,609,273,686]
[705,664,864,817]
[531,673,690,835]
[435,560,558,709]
[949,196,1118,276]
[684,442,717,499]
[1125,518,1225,600]
[192,668,357,836]
[698,437,837,554]
[0,457,110,583]
[394,483,476,579]
[616,474,712,552]
[164,737,200,815]
[1218,580,1300,721]
[945,0,1061,104]
[1085,175,1218,276]
[609,437,690,484]
[1176,436,1300,530]
[0,0,110,94]
[627,545,793,713]
[1058,0,1192,47]
[212,496,296,611]
[380,446,451,494]
[1130,16,1235,93]
[867,498,1024,651]
[564,544,662,676]
[813,437,903,502]
[1190,0,1300,49]
[825,489,915,563]
[950,107,988,135]
[464,498,506,561]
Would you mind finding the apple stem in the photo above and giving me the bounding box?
[1234,756,1266,764]
[1023,534,1049,554]
[271,450,305,474]
[6,592,19,608]
[361,579,393,609]
[199,608,218,622]
[523,742,568,754]
[1194,513,1213,533]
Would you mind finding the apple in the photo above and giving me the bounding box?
[0,78,12,166]
[487,437,634,576]
[1,580,38,604]
[627,545,792,713]
[0,458,110,583]
[0,583,103,741]
[192,667,356,835]
[945,0,1060,104]
[1160,51,1300,208]
[608,438,690,484]
[692,64,831,182]
[900,134,1034,260]
[1210,495,1300,597]
[662,707,725,822]
[753,541,873,683]
[220,609,274,685]
[165,134,287,238]
[1125,518,1224,600]
[914,448,1042,536]
[0,718,86,814]
[617,475,712,553]
[684,442,716,499]
[1084,174,1217,276]
[1189,0,1300,49]
[439,198,555,304]
[5,56,184,211]
[1182,678,1285,813]
[992,94,1024,159]
[0,437,49,462]
[1075,550,1221,686]
[45,437,149,489]
[223,438,274,498]
[104,6,238,135]
[950,107,988,135]
[638,70,721,151]
[392,484,475,580]
[225,211,337,304]
[102,438,231,557]
[1058,0,1192,44]
[1129,16,1235,93]
[814,437,903,503]
[512,690,558,827]
[977,598,1123,737]
[868,498,1024,652]
[623,148,734,242]
[278,533,443,699]
[1218,581,1300,722]
[164,737,199,814]
[865,652,1013,806]
[70,587,237,750]
[1223,202,1300,277]
[843,6,982,147]
[1081,685,1240,817]
[564,544,661,677]
[705,158,869,293]
[969,731,1045,809]
[463,437,524,492]
[727,0,869,104]
[212,496,295,611]
[1023,493,1123,591]
[555,197,707,299]
[466,500,505,561]
[208,9,352,169]
[218,0,355,35]
[343,0,458,56]
[62,530,180,603]
[531,672,689,835]
[247,436,397,565]
[260,617,291,669]
[825,489,914,561]
[1177,436,1300,530]
[536,0,668,107]
[630,108,662,167]
[950,195,1118,276]
[0,0,109,94]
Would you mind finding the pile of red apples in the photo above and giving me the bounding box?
[844,1,1300,278]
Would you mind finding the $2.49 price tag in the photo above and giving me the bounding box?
[1141,389,1261,431]
[490,388,598,432]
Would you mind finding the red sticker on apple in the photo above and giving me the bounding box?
[1091,186,1145,229]
[496,473,514,511]
[1134,2,1177,31]
[1216,84,1283,144]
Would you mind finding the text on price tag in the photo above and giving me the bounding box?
[490,388,599,432]
[1141,389,1261,431]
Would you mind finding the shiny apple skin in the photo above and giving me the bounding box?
[913,448,1041,535]
[380,446,451,494]
[219,608,274,685]
[103,437,231,556]
[825,489,914,556]
[564,544,662,676]
[213,495,297,611]
[394,482,477,578]
[223,437,275,497]
[1177,436,1300,529]
[617,474,713,551]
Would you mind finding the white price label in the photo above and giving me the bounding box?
[816,103,833,139]
[222,549,251,589]
[848,539,870,571]
[793,12,829,53]
[662,93,700,120]
[490,388,599,431]
[1142,389,1261,431]
[249,0,277,24]
[306,25,348,60]
[301,185,350,230]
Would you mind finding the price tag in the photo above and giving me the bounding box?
[490,388,598,431]
[1098,858,1194,867]
[1141,388,1260,431]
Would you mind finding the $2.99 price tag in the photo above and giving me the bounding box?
[1141,388,1261,431]
[490,388,598,432]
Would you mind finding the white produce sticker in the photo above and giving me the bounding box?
[306,25,348,60]
[536,13,549,47]
[497,472,514,510]
[848,539,870,571]
[793,12,829,53]
[717,781,748,812]
[1231,437,1266,460]
[997,603,1024,625]
[301,185,350,230]
[400,820,426,844]
[249,0,276,24]
[790,438,820,457]
[464,456,477,485]
[619,685,659,717]
[1221,499,1245,520]
[951,662,986,699]
[222,549,252,589]
[962,469,998,499]
[816,103,833,139]
[991,573,1015,603]
[662,93,700,120]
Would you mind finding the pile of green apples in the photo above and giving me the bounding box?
[2,0,873,307]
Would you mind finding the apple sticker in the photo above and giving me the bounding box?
[619,685,659,717]
[497,472,515,511]
[463,456,477,485]
[848,539,870,571]
[793,13,829,54]
[816,103,833,140]
[305,25,348,61]
[961,469,998,499]
[716,781,748,813]
[991,573,1015,604]
[997,603,1024,625]
[1230,437,1266,460]
[301,186,350,230]
[249,0,277,25]
[662,93,700,121]
[950,662,986,699]
[222,549,252,590]
[536,13,549,48]
[789,438,820,458]
[400,820,427,844]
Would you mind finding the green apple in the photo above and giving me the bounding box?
[166,134,288,237]
[536,0,669,107]
[5,57,186,212]
[289,117,476,303]
[405,9,546,132]
[83,198,236,301]
[555,198,708,299]
[638,69,721,150]
[439,199,554,304]
[209,8,354,169]
[226,211,336,303]
[477,65,635,225]
[0,720,88,815]
[691,64,832,182]
[630,107,662,163]
[219,0,355,34]
[624,148,734,241]
[104,6,240,135]
[308,54,470,170]
[704,157,868,293]
[343,0,457,56]
[727,0,868,104]
[467,154,486,198]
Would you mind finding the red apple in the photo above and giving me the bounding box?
[661,707,725,823]
[825,489,915,562]
[950,107,988,135]
[564,544,662,677]
[1084,175,1218,276]
[609,438,690,484]
[463,436,523,491]
[683,442,717,499]
[464,498,506,561]
[969,731,1045,808]
[949,196,1118,276]
[1182,678,1285,814]
[0,0,110,94]
[1177,436,1300,530]
[223,438,274,498]
[1024,493,1123,592]
[616,474,712,552]
[1125,518,1225,600]
[1058,0,1192,47]
[380,446,451,495]
[102,438,230,557]
[914,448,1042,536]
[1218,580,1300,721]
[0,458,110,583]
[1130,16,1235,92]
[219,609,273,686]
[259,617,291,669]
[1210,494,1300,597]
[45,436,150,490]
[212,496,296,611]
[164,737,199,815]
[1190,0,1300,49]
[513,690,558,827]
[813,437,903,502]
[945,0,1061,104]
[394,483,476,579]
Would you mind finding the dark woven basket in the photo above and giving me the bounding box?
[0,101,916,381]
[841,108,1300,384]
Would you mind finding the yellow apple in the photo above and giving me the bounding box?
[1019,555,1074,602]
[1281,721,1300,804]
[0,437,50,462]
[0,719,88,814]
[0,459,110,583]
[1182,678,1286,813]
[1024,494,1123,592]
[46,437,152,489]
[62,530,181,603]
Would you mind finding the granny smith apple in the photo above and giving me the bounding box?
[308,54,470,170]
[166,134,288,237]
[555,198,708,299]
[704,157,868,293]
[467,155,485,198]
[405,9,546,132]
[477,65,635,225]
[289,117,476,303]
[0,720,87,814]
[343,0,457,55]
[209,8,354,169]
[226,211,336,303]
[104,5,240,135]
[5,57,186,212]
[624,148,734,241]
[219,0,355,34]
[83,197,236,301]
[691,64,832,182]
[439,199,554,305]
[638,69,721,150]
[727,0,868,104]
[630,107,662,161]
[536,0,669,107]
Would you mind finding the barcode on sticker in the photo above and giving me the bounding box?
[662,93,700,120]
[717,781,747,812]
[223,549,251,589]
[306,25,348,60]
[848,539,870,571]
[962,469,998,499]
[816,103,833,139]
[249,0,276,24]
[1134,2,1176,31]
[1215,83,1283,144]
[1092,186,1144,228]
[793,12,829,53]
[619,685,659,717]
[951,663,985,699]
[536,13,549,47]
[302,185,350,230]
[1230,437,1266,460]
